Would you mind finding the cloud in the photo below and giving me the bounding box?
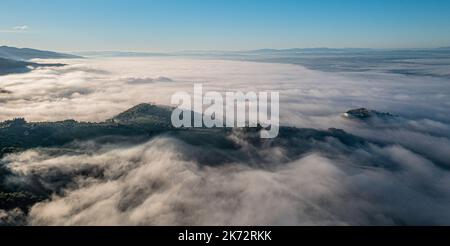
[13,25,28,31]
[0,56,450,225]
[1,132,449,226]
[1,57,450,126]
[0,208,26,226]
[126,76,174,84]
[0,25,29,33]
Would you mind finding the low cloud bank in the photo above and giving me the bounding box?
[0,126,448,225]
[0,57,450,225]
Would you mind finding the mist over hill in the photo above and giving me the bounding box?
[1,103,450,225]
[0,46,76,76]
[0,58,34,75]
[0,46,81,60]
[1,48,450,225]
[2,0,450,230]
[0,57,64,76]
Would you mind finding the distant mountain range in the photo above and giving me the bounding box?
[0,46,79,76]
[0,46,81,60]
[74,50,170,57]
[0,103,369,159]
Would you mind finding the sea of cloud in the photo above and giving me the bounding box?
[1,56,450,225]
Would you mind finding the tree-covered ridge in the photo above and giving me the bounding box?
[0,103,374,222]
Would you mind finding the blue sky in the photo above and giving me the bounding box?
[1,0,450,51]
